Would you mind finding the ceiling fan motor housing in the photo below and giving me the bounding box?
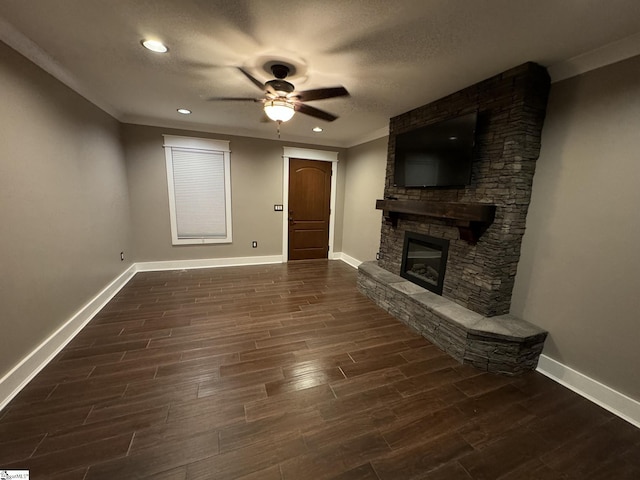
[266,79,295,95]
[270,64,291,79]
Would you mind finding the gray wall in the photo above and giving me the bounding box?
[511,55,640,400]
[0,42,132,379]
[122,124,346,262]
[341,137,387,262]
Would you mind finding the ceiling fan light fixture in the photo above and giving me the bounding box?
[264,100,295,122]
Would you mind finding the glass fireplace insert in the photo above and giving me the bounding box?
[400,232,449,295]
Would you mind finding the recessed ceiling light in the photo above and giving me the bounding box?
[177,108,192,115]
[141,39,168,53]
[312,127,323,133]
[449,136,458,140]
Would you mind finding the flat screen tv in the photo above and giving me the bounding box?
[394,112,477,188]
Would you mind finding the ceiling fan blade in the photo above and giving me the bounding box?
[294,103,338,122]
[237,67,266,91]
[295,86,350,102]
[205,97,262,102]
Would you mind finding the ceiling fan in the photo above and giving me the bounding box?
[208,63,349,124]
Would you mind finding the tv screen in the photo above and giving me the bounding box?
[394,112,477,188]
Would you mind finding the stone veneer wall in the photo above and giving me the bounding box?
[379,62,550,316]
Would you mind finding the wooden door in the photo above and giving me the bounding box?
[288,158,332,260]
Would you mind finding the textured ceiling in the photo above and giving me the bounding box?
[2,0,640,147]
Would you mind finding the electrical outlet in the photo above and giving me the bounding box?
[120,251,125,261]
[376,252,380,260]
[252,241,258,248]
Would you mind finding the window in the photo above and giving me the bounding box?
[163,135,232,244]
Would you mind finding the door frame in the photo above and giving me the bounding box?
[282,147,338,262]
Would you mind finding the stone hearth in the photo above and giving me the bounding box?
[358,262,547,375]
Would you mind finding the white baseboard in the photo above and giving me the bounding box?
[0,265,137,412]
[334,252,362,269]
[537,354,640,428]
[135,255,284,272]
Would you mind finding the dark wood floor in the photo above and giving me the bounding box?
[1,260,639,479]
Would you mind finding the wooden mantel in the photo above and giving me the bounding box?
[376,199,496,244]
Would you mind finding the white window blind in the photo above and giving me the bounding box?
[172,148,226,238]
[163,135,232,245]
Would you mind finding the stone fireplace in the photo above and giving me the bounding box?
[358,62,551,375]
[379,62,552,317]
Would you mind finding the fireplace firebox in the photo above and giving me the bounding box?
[400,232,449,295]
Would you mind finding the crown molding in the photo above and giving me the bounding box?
[345,125,389,148]
[0,17,120,119]
[548,31,640,83]
[122,114,352,148]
